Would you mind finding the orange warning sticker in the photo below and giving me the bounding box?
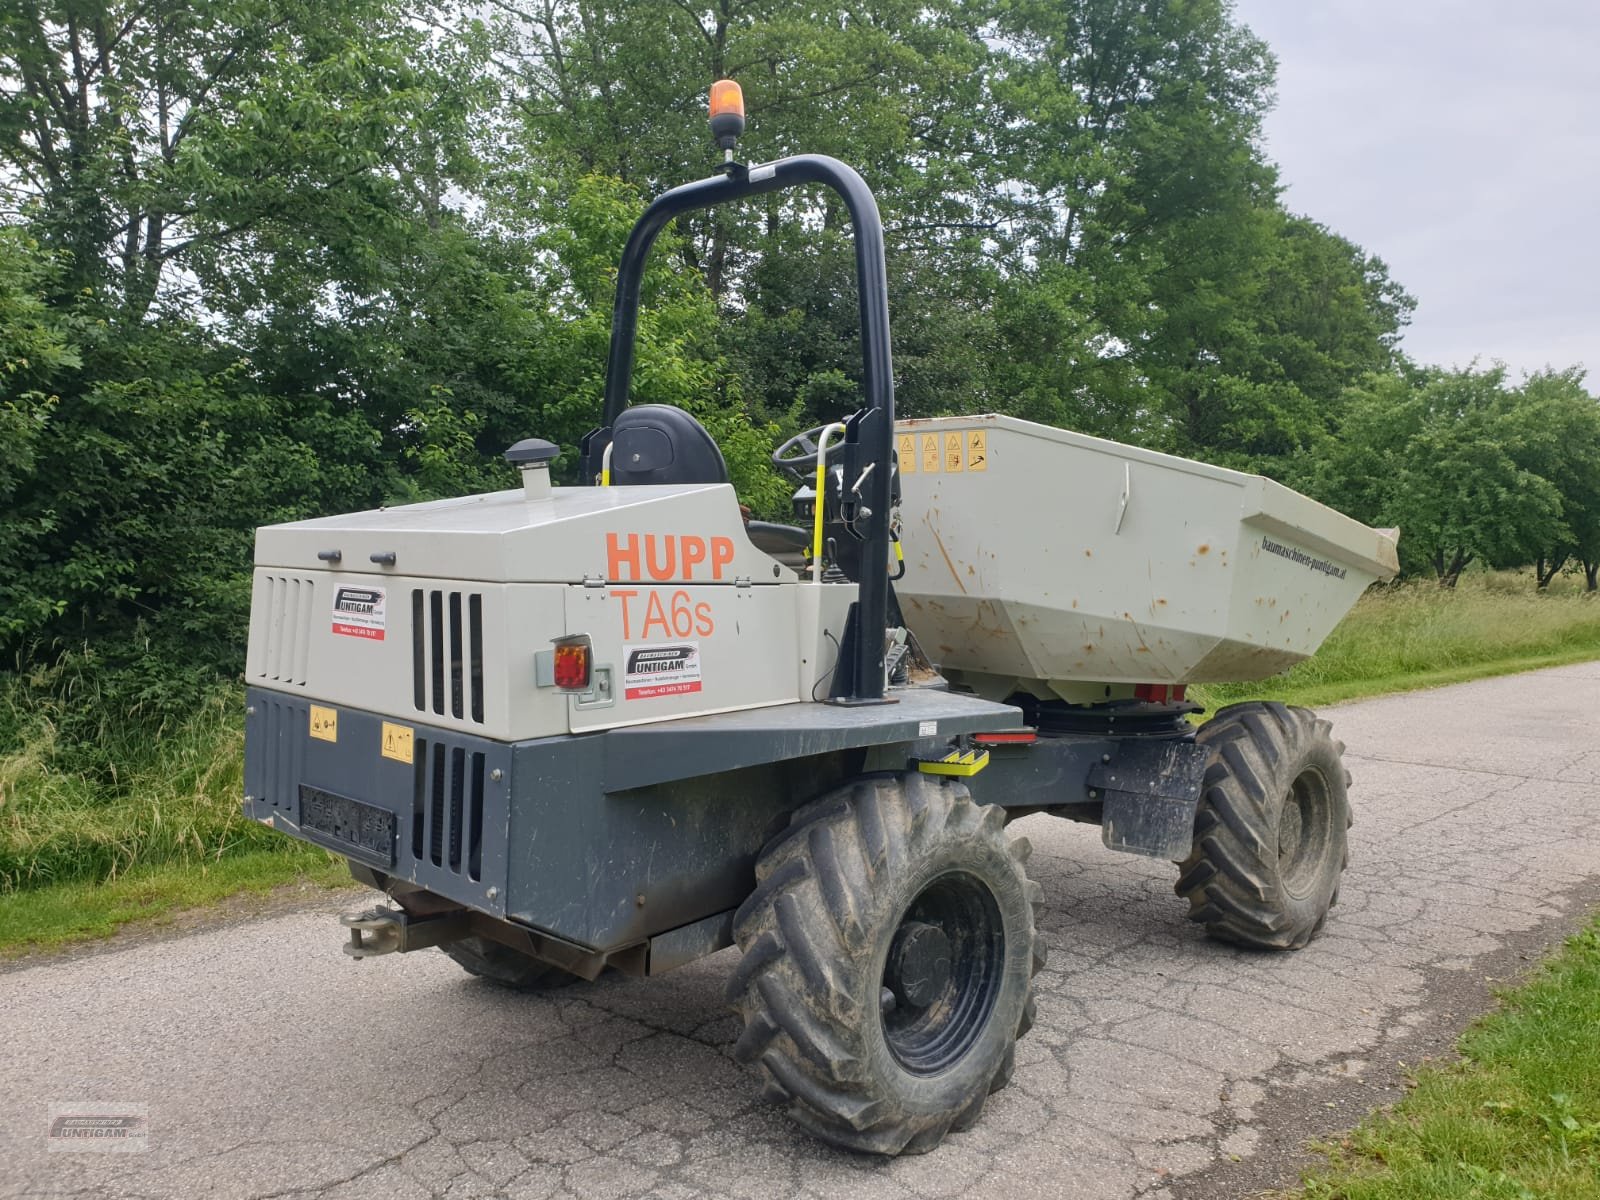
[920,433,941,473]
[897,433,917,474]
[309,705,338,743]
[380,722,414,764]
[967,429,989,471]
[944,431,964,473]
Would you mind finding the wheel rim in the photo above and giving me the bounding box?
[1278,766,1335,899]
[879,871,1005,1075]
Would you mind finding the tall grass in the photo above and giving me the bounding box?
[0,679,275,893]
[1197,573,1600,709]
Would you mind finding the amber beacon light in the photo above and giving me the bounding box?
[709,79,745,156]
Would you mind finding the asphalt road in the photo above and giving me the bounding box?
[6,663,1600,1200]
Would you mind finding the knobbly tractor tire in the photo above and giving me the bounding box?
[726,773,1044,1156]
[441,936,580,991]
[1175,701,1352,951]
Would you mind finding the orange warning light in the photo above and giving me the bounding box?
[709,79,744,120]
[709,79,745,151]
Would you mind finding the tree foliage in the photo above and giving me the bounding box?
[1310,366,1596,587]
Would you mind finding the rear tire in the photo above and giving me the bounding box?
[726,774,1043,1155]
[440,936,580,991]
[1175,702,1351,950]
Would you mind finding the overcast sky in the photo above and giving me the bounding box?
[1230,0,1599,385]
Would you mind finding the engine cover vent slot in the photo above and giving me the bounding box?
[411,739,485,882]
[254,575,315,686]
[412,589,485,724]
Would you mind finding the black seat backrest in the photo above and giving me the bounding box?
[608,405,729,486]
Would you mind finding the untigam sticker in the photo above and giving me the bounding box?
[623,643,702,701]
[332,585,386,641]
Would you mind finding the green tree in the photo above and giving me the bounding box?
[475,169,790,510]
[495,0,1003,438]
[0,0,1471,740]
[0,0,489,319]
[1513,368,1600,589]
[1313,367,1564,587]
[986,0,1412,463]
[0,0,503,702]
[0,229,81,640]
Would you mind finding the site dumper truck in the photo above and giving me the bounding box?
[242,82,1399,1155]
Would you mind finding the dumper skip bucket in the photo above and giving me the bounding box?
[893,415,1399,702]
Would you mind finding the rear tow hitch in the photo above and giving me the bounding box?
[339,905,471,959]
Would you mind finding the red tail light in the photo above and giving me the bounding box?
[1133,683,1186,704]
[552,636,591,691]
[973,730,1039,746]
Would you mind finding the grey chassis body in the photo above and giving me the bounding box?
[243,682,1208,980]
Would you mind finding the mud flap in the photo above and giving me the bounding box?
[1092,739,1210,860]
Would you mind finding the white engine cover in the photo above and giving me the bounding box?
[247,483,854,741]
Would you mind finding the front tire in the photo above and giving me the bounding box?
[1175,701,1351,950]
[726,774,1043,1155]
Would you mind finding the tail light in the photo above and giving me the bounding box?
[552,636,592,691]
[973,730,1039,746]
[1133,683,1187,704]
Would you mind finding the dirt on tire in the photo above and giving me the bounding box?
[1175,701,1352,950]
[725,773,1043,1155]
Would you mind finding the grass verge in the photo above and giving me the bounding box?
[1297,916,1600,1199]
[0,843,350,957]
[1193,574,1600,711]
[0,679,351,953]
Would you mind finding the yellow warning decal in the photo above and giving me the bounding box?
[917,747,990,777]
[381,721,415,765]
[920,432,941,473]
[966,429,988,471]
[943,431,964,473]
[897,433,917,474]
[309,705,338,743]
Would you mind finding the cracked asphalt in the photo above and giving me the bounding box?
[5,662,1600,1200]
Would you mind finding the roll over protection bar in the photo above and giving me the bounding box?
[592,155,896,704]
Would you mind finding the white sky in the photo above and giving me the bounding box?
[1230,0,1600,385]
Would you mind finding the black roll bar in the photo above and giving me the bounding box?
[598,155,895,704]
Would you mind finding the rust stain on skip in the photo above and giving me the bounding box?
[923,513,968,595]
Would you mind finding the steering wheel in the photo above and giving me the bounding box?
[771,424,837,481]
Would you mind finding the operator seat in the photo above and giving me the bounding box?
[604,404,812,569]
[608,405,729,486]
